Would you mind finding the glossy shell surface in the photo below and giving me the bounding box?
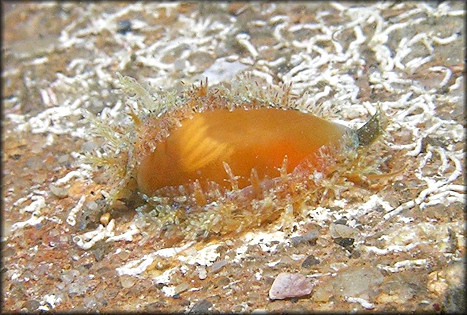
[136,107,356,195]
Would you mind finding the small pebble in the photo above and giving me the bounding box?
[120,275,136,289]
[85,200,98,211]
[49,183,68,198]
[188,51,215,71]
[100,213,111,226]
[56,282,65,290]
[350,249,361,258]
[32,173,46,184]
[57,154,69,164]
[144,300,166,311]
[11,154,22,160]
[330,223,359,239]
[22,300,40,311]
[210,259,228,273]
[232,304,245,312]
[197,266,207,280]
[301,255,320,268]
[60,269,79,284]
[117,19,132,34]
[334,237,355,249]
[67,282,86,296]
[174,282,190,295]
[269,272,314,300]
[444,286,466,313]
[2,246,15,257]
[92,246,108,262]
[332,266,384,298]
[26,156,42,170]
[312,282,334,302]
[189,299,212,313]
[215,276,230,288]
[179,299,190,306]
[84,296,98,309]
[290,230,319,246]
[81,141,98,152]
[117,250,130,261]
[278,255,294,267]
[49,228,60,237]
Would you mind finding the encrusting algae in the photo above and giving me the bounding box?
[83,74,385,244]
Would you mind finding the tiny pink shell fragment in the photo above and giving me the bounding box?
[269,272,314,300]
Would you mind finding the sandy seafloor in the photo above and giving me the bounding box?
[1,2,465,313]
